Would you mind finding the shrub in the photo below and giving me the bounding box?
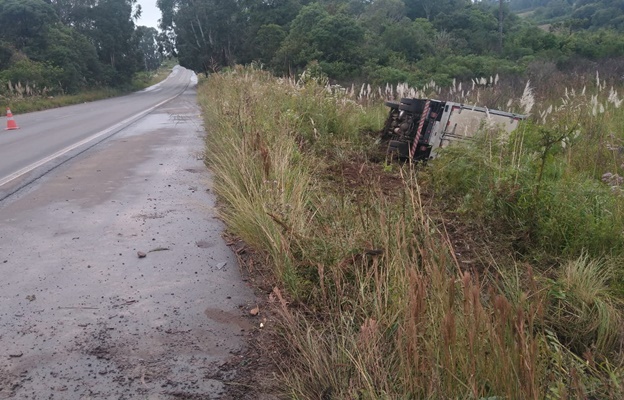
[0,59,64,95]
[430,120,624,261]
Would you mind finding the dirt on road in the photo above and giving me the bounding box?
[0,85,271,399]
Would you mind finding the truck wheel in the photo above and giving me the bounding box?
[384,101,400,109]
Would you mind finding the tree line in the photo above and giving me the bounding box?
[2,0,622,96]
[159,0,624,86]
[0,0,161,96]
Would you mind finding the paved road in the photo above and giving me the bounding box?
[0,68,256,398]
[0,66,192,199]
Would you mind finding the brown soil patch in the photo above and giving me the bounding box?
[322,156,404,200]
[214,237,285,400]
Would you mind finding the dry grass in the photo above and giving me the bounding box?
[547,255,622,356]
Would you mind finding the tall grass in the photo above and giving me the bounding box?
[547,255,621,356]
[199,66,624,398]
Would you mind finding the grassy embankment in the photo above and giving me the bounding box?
[1,59,177,115]
[199,66,624,399]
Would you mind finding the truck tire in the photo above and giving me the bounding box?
[400,98,425,113]
[384,101,400,109]
[399,103,420,112]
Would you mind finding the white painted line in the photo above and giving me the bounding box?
[0,90,183,188]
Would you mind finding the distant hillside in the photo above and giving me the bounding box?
[510,0,624,30]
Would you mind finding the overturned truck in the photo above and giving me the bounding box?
[382,98,526,160]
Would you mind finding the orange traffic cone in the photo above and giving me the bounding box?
[6,108,19,130]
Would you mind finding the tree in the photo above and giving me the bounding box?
[0,0,56,49]
[275,3,364,74]
[405,0,470,21]
[43,0,142,85]
[433,3,500,54]
[87,0,140,82]
[158,0,243,73]
[360,0,407,35]
[237,0,303,63]
[135,26,162,71]
[0,0,106,93]
[252,24,287,65]
[43,24,102,91]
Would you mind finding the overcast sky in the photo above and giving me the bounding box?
[137,0,161,29]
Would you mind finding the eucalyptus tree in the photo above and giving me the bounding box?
[0,0,56,49]
[136,26,162,71]
[0,0,103,92]
[404,0,471,21]
[90,0,140,76]
[358,0,430,60]
[44,0,143,84]
[158,0,243,73]
[43,23,103,91]
[238,0,303,64]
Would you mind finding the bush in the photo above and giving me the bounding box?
[431,122,624,261]
[0,59,64,95]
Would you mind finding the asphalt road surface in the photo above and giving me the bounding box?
[1,66,192,198]
[0,67,257,398]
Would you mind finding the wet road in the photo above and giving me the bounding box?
[0,66,192,198]
[0,69,256,398]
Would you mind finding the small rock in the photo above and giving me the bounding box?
[216,262,227,270]
[249,306,259,316]
[9,352,23,358]
[26,295,36,302]
[137,251,147,258]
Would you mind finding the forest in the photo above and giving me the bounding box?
[0,0,160,98]
[158,0,624,86]
[1,0,623,96]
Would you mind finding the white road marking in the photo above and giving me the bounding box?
[0,86,186,188]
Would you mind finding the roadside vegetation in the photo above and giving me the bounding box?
[199,65,624,398]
